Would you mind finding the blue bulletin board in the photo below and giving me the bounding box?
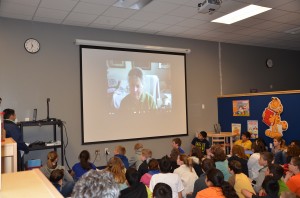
[218,90,300,147]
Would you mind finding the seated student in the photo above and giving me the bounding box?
[172,137,185,154]
[149,156,184,198]
[228,145,249,176]
[138,149,153,176]
[72,170,120,198]
[153,183,172,198]
[129,143,143,169]
[190,146,204,177]
[3,108,29,171]
[234,132,252,155]
[120,168,148,198]
[40,151,75,197]
[140,158,160,187]
[114,145,129,169]
[188,158,216,198]
[71,150,96,181]
[248,139,267,180]
[105,156,128,190]
[265,164,289,196]
[284,156,300,196]
[228,160,255,198]
[242,175,279,198]
[169,148,180,173]
[50,169,64,195]
[272,137,287,165]
[253,152,274,193]
[196,168,239,198]
[191,131,210,155]
[208,144,231,181]
[174,154,198,197]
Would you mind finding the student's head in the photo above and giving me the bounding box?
[50,169,64,184]
[259,152,274,167]
[266,164,284,180]
[273,137,286,148]
[148,159,159,171]
[3,108,16,120]
[191,146,204,160]
[72,170,120,198]
[231,145,247,159]
[79,150,92,170]
[261,175,279,196]
[172,138,181,148]
[211,144,226,162]
[106,157,126,183]
[134,143,143,151]
[159,156,172,173]
[170,148,180,161]
[153,183,172,198]
[114,145,126,155]
[198,131,207,140]
[290,140,300,147]
[125,168,141,186]
[141,149,152,161]
[241,132,251,141]
[228,160,242,174]
[289,156,300,174]
[128,67,144,100]
[287,144,300,159]
[252,138,267,153]
[177,154,193,170]
[201,158,216,173]
[47,151,58,169]
[205,168,224,187]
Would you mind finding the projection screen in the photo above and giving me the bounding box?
[80,45,188,144]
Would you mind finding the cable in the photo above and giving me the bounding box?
[61,121,71,170]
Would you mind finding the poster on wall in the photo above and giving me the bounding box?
[231,123,241,141]
[233,100,250,116]
[247,120,258,139]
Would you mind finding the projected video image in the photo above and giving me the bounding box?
[107,60,172,113]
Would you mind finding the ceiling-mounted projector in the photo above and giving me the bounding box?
[198,0,222,13]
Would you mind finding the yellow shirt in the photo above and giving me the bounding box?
[234,139,252,151]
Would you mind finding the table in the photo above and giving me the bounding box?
[0,169,63,197]
[207,132,236,154]
[1,138,17,173]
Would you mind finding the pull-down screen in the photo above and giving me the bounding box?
[80,46,188,144]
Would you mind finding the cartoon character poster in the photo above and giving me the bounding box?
[233,100,250,116]
[247,120,258,139]
[262,97,288,138]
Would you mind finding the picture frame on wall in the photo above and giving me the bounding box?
[233,100,250,116]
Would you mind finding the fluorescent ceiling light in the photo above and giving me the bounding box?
[113,0,153,10]
[212,4,271,24]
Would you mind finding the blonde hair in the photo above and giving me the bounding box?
[105,157,126,183]
[178,154,194,172]
[134,143,143,150]
[115,145,126,155]
[142,149,152,158]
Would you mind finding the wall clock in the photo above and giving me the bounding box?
[24,38,40,54]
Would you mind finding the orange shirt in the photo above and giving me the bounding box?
[286,173,300,196]
[196,187,225,198]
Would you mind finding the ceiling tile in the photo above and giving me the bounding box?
[215,24,244,33]
[3,0,40,7]
[63,20,91,27]
[141,1,179,14]
[73,2,108,15]
[153,15,185,25]
[116,19,148,29]
[234,27,260,35]
[256,0,295,8]
[0,1,37,16]
[129,11,162,22]
[176,18,207,28]
[102,7,137,19]
[35,7,69,20]
[218,1,248,13]
[272,13,300,25]
[33,16,63,24]
[253,9,288,20]
[235,18,265,27]
[0,12,33,20]
[40,0,78,11]
[158,25,189,34]
[64,12,98,23]
[138,22,170,32]
[92,16,124,26]
[80,0,115,6]
[167,5,198,18]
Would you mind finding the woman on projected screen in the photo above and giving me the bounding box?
[120,67,157,112]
